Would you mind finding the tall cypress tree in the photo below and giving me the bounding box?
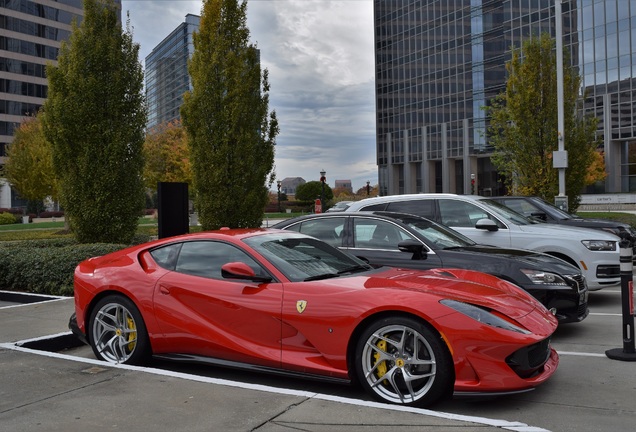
[487,33,598,210]
[43,0,146,243]
[181,0,278,230]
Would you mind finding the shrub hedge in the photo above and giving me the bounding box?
[0,236,151,296]
[0,212,18,225]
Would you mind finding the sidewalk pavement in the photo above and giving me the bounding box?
[0,294,546,432]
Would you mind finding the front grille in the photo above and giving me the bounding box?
[506,338,551,379]
[597,265,620,279]
[564,274,587,293]
[577,301,588,317]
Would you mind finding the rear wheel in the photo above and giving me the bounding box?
[354,316,453,406]
[89,295,150,365]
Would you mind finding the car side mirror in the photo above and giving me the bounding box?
[475,219,499,232]
[398,240,426,260]
[221,262,272,283]
[531,212,547,221]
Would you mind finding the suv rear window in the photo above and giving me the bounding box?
[359,203,388,211]
[385,200,435,219]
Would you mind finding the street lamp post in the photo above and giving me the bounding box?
[277,180,282,212]
[320,170,326,211]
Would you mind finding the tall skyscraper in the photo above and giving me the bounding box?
[0,0,121,208]
[145,14,200,131]
[373,0,636,197]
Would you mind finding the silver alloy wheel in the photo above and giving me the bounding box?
[91,301,139,364]
[360,323,437,404]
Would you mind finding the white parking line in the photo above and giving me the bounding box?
[0,333,551,432]
[556,351,607,358]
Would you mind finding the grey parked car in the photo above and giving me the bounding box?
[490,195,636,240]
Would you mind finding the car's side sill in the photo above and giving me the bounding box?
[152,353,352,385]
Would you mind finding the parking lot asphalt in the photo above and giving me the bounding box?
[1,289,635,432]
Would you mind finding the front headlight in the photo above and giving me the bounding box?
[521,269,568,285]
[440,299,530,334]
[581,240,617,251]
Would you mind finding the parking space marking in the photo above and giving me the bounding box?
[1,334,551,432]
[556,351,606,358]
[589,312,622,316]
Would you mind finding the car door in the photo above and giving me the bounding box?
[345,217,442,270]
[437,199,513,247]
[151,240,283,368]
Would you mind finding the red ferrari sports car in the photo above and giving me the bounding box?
[69,229,559,407]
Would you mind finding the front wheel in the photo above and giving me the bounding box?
[354,316,453,406]
[89,295,150,365]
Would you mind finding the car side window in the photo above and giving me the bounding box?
[353,219,414,250]
[500,199,535,218]
[174,241,267,280]
[150,243,182,270]
[386,199,435,219]
[438,199,502,228]
[295,218,345,247]
[359,203,388,211]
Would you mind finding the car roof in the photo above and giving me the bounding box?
[345,193,483,211]
[272,211,432,226]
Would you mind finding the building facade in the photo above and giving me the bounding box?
[0,0,122,208]
[145,14,200,131]
[373,0,636,197]
[334,179,353,193]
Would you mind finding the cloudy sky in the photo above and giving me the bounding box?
[122,0,377,192]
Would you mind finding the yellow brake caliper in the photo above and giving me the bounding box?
[373,339,388,381]
[126,317,137,351]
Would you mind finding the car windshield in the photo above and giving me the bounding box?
[394,215,476,248]
[477,198,537,225]
[534,197,573,219]
[244,233,371,282]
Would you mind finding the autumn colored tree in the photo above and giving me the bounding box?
[43,0,146,243]
[181,0,278,229]
[143,119,192,190]
[355,183,378,198]
[585,151,607,185]
[4,113,57,203]
[487,33,599,211]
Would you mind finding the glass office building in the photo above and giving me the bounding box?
[374,0,636,196]
[0,0,121,208]
[145,14,200,131]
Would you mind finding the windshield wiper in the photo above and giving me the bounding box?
[304,272,339,282]
[303,264,370,281]
[337,264,371,275]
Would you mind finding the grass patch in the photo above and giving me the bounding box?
[575,211,636,228]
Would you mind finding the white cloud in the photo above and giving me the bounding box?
[123,0,377,191]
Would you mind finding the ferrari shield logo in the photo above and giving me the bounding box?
[296,300,307,314]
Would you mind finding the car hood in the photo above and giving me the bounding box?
[515,221,620,240]
[441,245,579,275]
[314,267,544,321]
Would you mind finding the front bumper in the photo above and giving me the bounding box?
[68,313,88,346]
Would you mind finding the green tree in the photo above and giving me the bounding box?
[43,0,146,243]
[181,0,278,230]
[295,181,334,203]
[143,119,192,190]
[487,33,598,211]
[4,113,57,203]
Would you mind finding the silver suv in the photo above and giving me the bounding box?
[345,193,621,290]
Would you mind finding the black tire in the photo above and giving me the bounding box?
[88,294,150,365]
[354,316,453,407]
